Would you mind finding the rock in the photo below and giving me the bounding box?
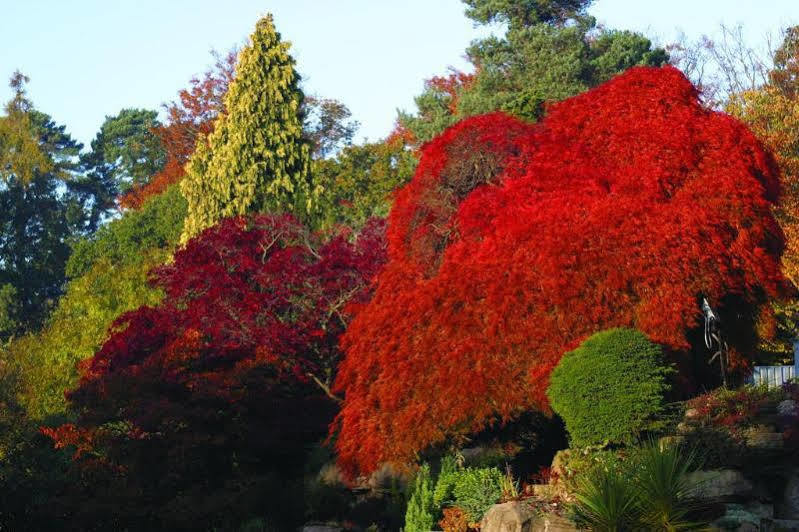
[744,430,784,451]
[712,502,774,531]
[761,518,799,531]
[480,501,535,532]
[480,502,577,532]
[460,445,486,461]
[779,400,799,431]
[676,421,694,434]
[747,423,778,434]
[778,400,799,418]
[531,513,579,532]
[684,408,701,420]
[686,470,753,502]
[748,501,776,519]
[779,470,799,519]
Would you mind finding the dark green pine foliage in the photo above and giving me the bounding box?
[77,108,165,229]
[0,107,86,336]
[400,0,668,143]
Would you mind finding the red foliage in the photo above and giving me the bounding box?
[386,119,418,150]
[427,70,476,114]
[440,507,471,532]
[530,465,558,485]
[333,66,785,476]
[39,424,96,460]
[118,50,236,209]
[46,215,386,517]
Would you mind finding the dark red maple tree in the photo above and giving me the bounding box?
[44,214,386,527]
[333,66,785,476]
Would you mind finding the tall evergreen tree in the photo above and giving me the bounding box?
[180,14,313,242]
[399,1,668,143]
[463,0,592,30]
[0,72,53,186]
[0,74,87,335]
[76,108,165,228]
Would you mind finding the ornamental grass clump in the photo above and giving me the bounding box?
[571,442,707,532]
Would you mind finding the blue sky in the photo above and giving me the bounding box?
[1,0,796,147]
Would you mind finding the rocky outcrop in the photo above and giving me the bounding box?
[480,501,577,532]
[685,469,753,501]
[712,502,774,531]
[779,470,799,520]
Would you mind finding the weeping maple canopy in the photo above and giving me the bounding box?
[333,66,785,476]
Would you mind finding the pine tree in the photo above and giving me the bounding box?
[180,14,313,242]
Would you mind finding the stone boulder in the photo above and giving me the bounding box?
[684,408,702,420]
[744,429,784,451]
[779,470,799,520]
[686,470,753,502]
[761,518,799,531]
[712,502,774,531]
[778,400,798,418]
[778,399,799,431]
[480,502,577,532]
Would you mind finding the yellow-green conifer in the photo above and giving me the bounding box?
[180,14,313,242]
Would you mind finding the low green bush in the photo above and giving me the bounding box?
[554,446,633,493]
[451,466,504,522]
[547,328,674,447]
[427,456,504,524]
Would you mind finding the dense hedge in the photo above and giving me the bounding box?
[547,328,674,446]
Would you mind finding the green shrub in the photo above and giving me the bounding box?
[432,455,458,508]
[405,464,435,532]
[554,447,632,493]
[547,328,674,446]
[451,467,504,523]
[680,426,746,469]
[429,457,505,524]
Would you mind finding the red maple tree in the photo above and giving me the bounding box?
[332,66,785,476]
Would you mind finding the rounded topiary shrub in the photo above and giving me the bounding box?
[547,328,674,447]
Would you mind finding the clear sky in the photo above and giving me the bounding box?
[1,1,797,148]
